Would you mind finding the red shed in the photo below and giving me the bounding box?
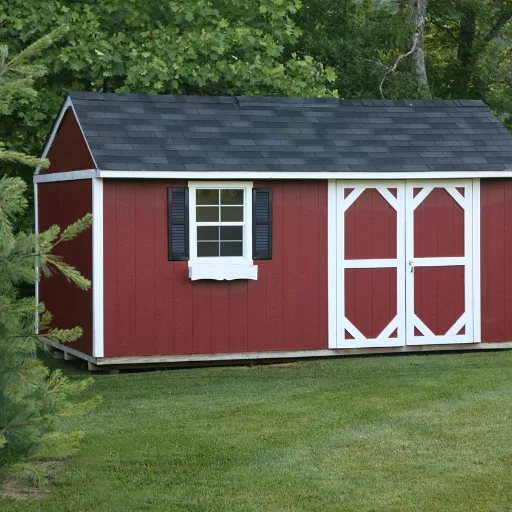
[35,93,512,369]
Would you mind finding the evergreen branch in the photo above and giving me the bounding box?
[46,258,91,290]
[57,214,93,244]
[0,45,8,66]
[8,26,69,70]
[0,176,28,245]
[0,148,49,169]
[45,327,83,344]
[0,78,38,98]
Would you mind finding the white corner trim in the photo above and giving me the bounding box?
[34,182,39,334]
[327,180,337,349]
[188,262,258,281]
[35,95,98,175]
[99,169,512,180]
[472,178,481,343]
[34,169,98,183]
[92,178,104,358]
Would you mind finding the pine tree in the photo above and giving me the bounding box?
[0,28,98,486]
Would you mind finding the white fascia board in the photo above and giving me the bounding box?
[99,169,512,180]
[34,169,98,183]
[35,95,98,175]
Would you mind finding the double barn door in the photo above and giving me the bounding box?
[335,180,477,348]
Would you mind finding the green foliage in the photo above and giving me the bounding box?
[427,0,512,127]
[0,0,337,183]
[0,27,98,487]
[0,176,98,486]
[0,25,68,116]
[295,0,512,127]
[295,0,424,100]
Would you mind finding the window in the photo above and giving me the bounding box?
[195,188,245,258]
[168,182,272,280]
[188,182,256,280]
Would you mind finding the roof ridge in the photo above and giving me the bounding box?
[68,92,486,109]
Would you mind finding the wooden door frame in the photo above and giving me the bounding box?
[328,178,481,349]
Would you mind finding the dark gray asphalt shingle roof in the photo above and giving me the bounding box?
[67,92,512,172]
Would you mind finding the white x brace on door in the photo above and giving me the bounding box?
[329,179,479,349]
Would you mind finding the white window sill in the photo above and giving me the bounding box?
[188,262,258,281]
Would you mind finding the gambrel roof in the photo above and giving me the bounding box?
[61,92,512,172]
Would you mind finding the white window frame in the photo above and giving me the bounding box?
[187,181,258,280]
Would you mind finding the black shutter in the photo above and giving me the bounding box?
[252,188,272,260]
[168,188,189,261]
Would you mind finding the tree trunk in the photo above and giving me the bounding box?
[409,0,431,98]
[453,8,477,98]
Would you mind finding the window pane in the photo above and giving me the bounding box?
[220,242,243,257]
[197,226,219,241]
[221,206,243,222]
[196,206,219,222]
[196,189,219,205]
[197,242,219,257]
[221,189,244,205]
[220,226,243,241]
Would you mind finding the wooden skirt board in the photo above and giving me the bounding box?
[332,179,478,349]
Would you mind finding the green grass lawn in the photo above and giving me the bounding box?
[1,351,512,511]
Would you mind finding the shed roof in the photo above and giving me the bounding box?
[66,92,512,172]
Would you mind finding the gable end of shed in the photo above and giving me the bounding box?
[39,104,96,175]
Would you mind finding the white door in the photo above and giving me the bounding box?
[335,181,406,348]
[332,179,478,349]
[405,180,474,345]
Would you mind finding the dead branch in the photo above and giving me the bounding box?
[379,33,419,99]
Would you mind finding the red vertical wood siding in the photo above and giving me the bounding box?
[38,180,93,355]
[345,189,397,260]
[41,110,95,174]
[414,188,464,258]
[345,269,397,339]
[481,179,512,342]
[343,188,398,340]
[102,179,328,357]
[414,267,465,336]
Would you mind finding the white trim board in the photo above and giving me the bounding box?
[33,168,512,183]
[327,180,337,351]
[34,182,39,334]
[472,179,482,343]
[92,178,104,358]
[99,169,512,180]
[34,170,98,183]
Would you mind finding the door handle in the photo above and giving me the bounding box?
[409,260,414,273]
